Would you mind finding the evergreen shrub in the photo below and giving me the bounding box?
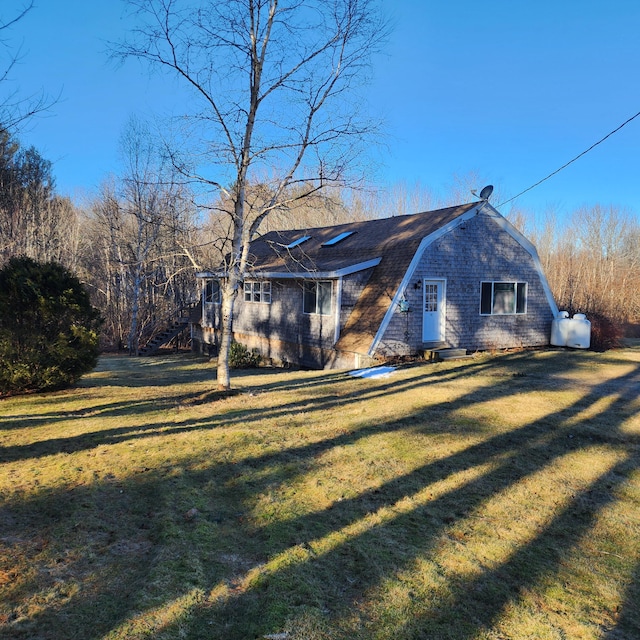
[228,341,261,369]
[0,257,102,394]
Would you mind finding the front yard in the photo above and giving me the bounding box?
[1,347,639,639]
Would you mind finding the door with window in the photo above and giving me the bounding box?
[422,279,445,342]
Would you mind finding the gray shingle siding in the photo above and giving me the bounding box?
[339,267,375,328]
[377,212,554,355]
[234,280,331,344]
[228,268,375,367]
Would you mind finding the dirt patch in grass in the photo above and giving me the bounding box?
[178,387,244,405]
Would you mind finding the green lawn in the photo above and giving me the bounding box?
[1,348,639,639]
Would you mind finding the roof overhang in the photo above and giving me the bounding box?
[196,258,381,281]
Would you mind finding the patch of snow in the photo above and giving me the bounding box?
[348,366,396,379]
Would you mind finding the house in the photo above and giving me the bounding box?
[194,200,559,369]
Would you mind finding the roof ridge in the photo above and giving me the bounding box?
[257,202,478,238]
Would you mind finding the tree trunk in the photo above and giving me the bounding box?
[216,291,234,390]
[128,265,142,355]
[115,0,388,389]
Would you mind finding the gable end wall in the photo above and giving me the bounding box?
[375,211,555,355]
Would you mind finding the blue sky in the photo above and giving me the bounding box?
[8,0,640,218]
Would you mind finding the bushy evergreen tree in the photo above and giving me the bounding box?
[0,256,102,394]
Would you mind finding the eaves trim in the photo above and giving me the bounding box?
[256,257,381,280]
[196,258,381,281]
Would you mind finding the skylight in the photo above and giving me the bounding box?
[321,231,354,247]
[286,235,311,249]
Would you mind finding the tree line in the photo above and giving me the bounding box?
[0,121,221,354]
[511,204,640,344]
[1,128,639,354]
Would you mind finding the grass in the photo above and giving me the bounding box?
[1,346,639,640]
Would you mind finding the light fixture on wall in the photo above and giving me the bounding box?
[413,280,421,290]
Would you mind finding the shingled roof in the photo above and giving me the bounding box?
[247,202,478,356]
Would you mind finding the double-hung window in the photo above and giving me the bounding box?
[303,281,332,315]
[480,281,527,315]
[204,279,220,304]
[244,281,272,304]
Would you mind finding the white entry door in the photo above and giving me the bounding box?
[422,279,445,342]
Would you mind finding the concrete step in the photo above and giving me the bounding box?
[426,347,473,362]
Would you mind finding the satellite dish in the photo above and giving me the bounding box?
[479,184,494,201]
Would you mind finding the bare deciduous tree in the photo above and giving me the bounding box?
[510,204,640,335]
[0,2,55,130]
[84,119,204,354]
[0,128,82,268]
[119,118,172,354]
[115,0,388,389]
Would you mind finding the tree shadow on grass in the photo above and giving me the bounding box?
[0,470,162,638]
[605,556,640,638]
[1,352,639,639]
[2,349,623,469]
[79,354,348,390]
[104,361,640,638]
[406,450,639,638]
[1,355,502,637]
[186,363,639,639]
[0,356,499,464]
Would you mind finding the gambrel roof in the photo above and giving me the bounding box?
[247,203,477,276]
[198,201,557,362]
[196,200,558,366]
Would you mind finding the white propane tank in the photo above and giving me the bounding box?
[567,313,591,349]
[551,311,571,346]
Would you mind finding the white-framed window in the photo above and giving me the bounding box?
[244,281,272,304]
[204,279,220,304]
[303,280,332,315]
[480,281,527,315]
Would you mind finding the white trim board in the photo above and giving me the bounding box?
[196,258,381,281]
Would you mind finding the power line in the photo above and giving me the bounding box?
[498,109,640,207]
